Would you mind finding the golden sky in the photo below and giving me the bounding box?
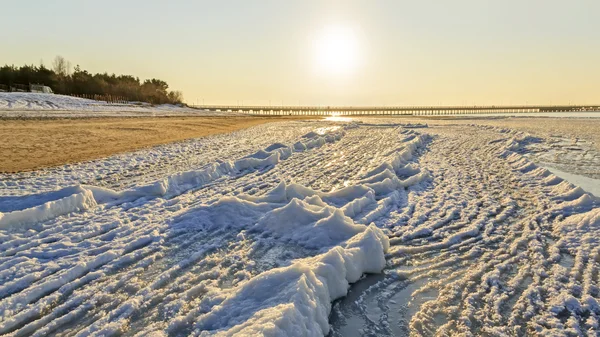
[4,1,599,105]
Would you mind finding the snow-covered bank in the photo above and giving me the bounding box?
[0,93,238,117]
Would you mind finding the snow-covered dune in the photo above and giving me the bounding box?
[0,92,237,117]
[0,118,599,336]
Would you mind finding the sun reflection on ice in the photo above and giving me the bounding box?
[325,116,355,122]
[312,126,343,135]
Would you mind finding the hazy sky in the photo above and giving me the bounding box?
[3,0,599,105]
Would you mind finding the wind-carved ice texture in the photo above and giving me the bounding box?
[1,118,598,336]
[0,120,431,336]
[330,122,600,337]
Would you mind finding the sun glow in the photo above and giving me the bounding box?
[325,116,355,122]
[313,25,361,76]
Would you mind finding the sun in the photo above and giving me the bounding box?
[313,25,361,76]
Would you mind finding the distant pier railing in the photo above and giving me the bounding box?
[189,104,600,116]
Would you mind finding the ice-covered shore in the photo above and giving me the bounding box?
[0,121,431,336]
[1,118,599,336]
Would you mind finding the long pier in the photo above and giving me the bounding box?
[190,104,600,116]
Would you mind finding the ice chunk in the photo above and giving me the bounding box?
[193,225,389,336]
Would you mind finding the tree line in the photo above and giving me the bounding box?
[0,56,183,104]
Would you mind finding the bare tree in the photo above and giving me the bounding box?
[168,90,184,104]
[52,56,71,76]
